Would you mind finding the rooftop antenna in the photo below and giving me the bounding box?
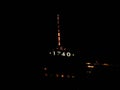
[57,14,64,50]
[49,14,75,57]
[57,14,61,47]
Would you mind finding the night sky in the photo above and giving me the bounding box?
[2,2,120,89]
[45,5,119,65]
[7,2,118,67]
[6,2,119,69]
[4,2,119,88]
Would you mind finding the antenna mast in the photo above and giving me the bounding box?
[57,14,61,47]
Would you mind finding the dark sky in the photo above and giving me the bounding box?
[4,2,119,85]
[45,4,119,64]
[7,2,119,64]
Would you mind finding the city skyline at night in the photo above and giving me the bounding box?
[47,11,117,64]
[4,2,119,89]
[40,11,119,81]
[48,14,75,57]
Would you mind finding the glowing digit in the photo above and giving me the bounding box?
[57,51,61,55]
[66,52,71,57]
[61,52,65,56]
[53,51,55,56]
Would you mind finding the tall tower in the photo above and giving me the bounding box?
[57,14,64,50]
[57,14,61,47]
[49,14,75,57]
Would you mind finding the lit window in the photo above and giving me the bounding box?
[102,63,109,66]
[58,33,60,36]
[86,62,91,65]
[61,74,64,78]
[87,65,94,68]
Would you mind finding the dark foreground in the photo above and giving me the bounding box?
[30,63,119,89]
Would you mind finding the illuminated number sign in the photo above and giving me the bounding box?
[61,52,65,56]
[49,51,74,57]
[66,52,71,57]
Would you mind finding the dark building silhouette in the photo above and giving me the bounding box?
[38,12,119,82]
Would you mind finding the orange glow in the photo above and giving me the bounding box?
[87,65,94,68]
[58,33,60,36]
[58,42,60,46]
[86,62,91,65]
[102,63,109,66]
[61,74,64,78]
[58,37,60,41]
[58,35,61,46]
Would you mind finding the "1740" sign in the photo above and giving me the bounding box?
[49,51,75,57]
